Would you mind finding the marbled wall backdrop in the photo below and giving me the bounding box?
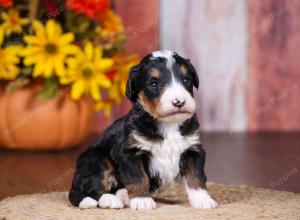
[160,0,248,132]
[248,0,300,131]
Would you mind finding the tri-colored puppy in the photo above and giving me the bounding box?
[69,50,218,210]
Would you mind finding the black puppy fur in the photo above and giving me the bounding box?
[69,50,216,210]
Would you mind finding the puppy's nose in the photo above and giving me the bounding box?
[172,98,185,108]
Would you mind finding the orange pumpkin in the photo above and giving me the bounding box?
[0,82,95,150]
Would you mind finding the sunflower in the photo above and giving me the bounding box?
[0,28,21,80]
[0,9,29,35]
[23,19,79,78]
[61,42,113,101]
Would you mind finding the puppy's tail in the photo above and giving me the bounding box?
[68,190,89,207]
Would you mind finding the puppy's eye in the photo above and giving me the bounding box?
[151,82,158,87]
[149,79,159,88]
[183,77,192,86]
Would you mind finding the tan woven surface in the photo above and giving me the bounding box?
[0,183,299,220]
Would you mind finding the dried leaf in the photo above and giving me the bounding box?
[6,78,30,94]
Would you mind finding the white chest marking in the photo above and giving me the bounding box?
[132,123,200,187]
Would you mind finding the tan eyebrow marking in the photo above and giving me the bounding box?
[180,65,188,75]
[150,68,160,78]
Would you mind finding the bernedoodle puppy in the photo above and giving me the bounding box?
[69,50,218,210]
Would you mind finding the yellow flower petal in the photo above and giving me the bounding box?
[90,82,101,101]
[121,81,127,95]
[104,105,112,117]
[66,57,79,68]
[71,80,85,100]
[33,62,44,77]
[54,56,66,76]
[4,52,20,63]
[33,20,45,38]
[84,42,93,60]
[6,45,23,54]
[95,101,113,117]
[24,55,40,65]
[63,45,80,55]
[59,33,74,45]
[0,64,20,80]
[95,74,111,88]
[108,84,120,101]
[0,28,4,45]
[94,46,103,60]
[55,22,62,36]
[97,59,113,71]
[22,47,42,56]
[44,58,54,77]
[24,36,42,45]
[46,20,56,39]
[60,75,74,85]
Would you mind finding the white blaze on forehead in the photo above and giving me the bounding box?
[152,50,174,68]
[152,50,174,59]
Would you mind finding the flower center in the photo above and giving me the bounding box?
[82,67,93,78]
[44,43,57,54]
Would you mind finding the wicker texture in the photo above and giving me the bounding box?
[0,183,299,220]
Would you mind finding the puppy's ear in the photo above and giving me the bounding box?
[186,59,199,89]
[126,65,140,102]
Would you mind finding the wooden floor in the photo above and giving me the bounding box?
[0,132,299,200]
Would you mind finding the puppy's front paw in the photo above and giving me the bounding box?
[187,189,218,209]
[186,187,218,209]
[79,197,98,209]
[130,197,156,210]
[190,195,218,209]
[116,188,130,206]
[99,194,124,209]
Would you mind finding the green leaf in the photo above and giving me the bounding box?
[36,77,59,99]
[21,66,33,76]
